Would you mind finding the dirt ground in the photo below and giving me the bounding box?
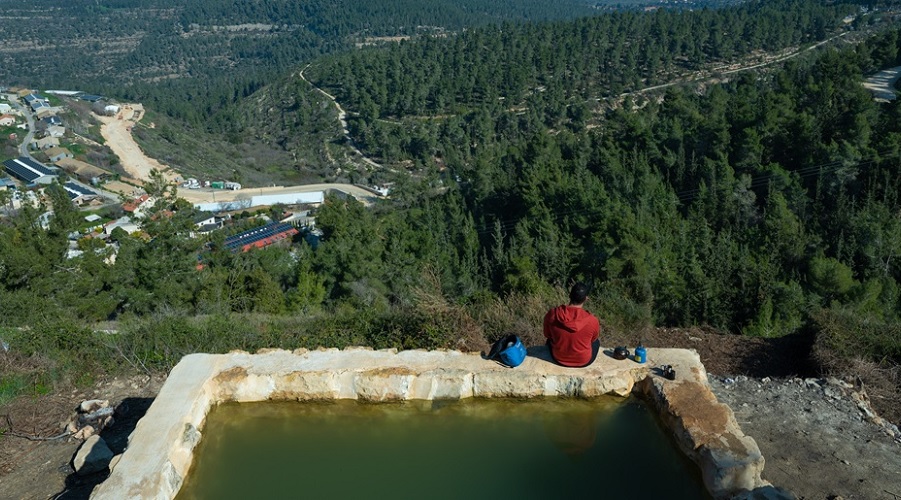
[862,65,901,102]
[96,104,180,183]
[101,180,144,199]
[711,376,901,499]
[0,329,898,500]
[0,376,164,500]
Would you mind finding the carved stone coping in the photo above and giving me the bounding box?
[91,347,774,500]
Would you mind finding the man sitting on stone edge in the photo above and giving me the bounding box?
[543,282,601,367]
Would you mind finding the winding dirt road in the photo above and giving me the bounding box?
[299,64,389,172]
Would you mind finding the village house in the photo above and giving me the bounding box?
[193,211,219,228]
[223,222,299,252]
[35,107,56,119]
[104,216,140,235]
[32,136,60,150]
[0,103,11,114]
[56,158,112,185]
[30,100,49,113]
[122,194,152,217]
[191,211,225,236]
[45,146,73,163]
[46,125,65,138]
[41,115,62,127]
[0,114,15,126]
[63,182,101,206]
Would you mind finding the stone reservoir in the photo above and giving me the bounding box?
[91,347,780,499]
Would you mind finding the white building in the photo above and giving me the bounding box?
[193,191,324,213]
[105,216,140,235]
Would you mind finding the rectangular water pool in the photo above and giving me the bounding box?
[176,397,709,499]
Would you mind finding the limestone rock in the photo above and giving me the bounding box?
[66,399,115,439]
[73,435,114,475]
[635,375,768,499]
[733,485,797,500]
[354,368,416,401]
[72,424,96,440]
[473,371,545,398]
[93,348,757,500]
[108,454,122,473]
[80,399,110,413]
[823,385,843,399]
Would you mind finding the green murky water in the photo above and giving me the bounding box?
[176,397,709,500]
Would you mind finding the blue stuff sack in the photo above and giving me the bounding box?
[488,334,527,368]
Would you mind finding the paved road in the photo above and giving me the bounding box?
[8,98,36,161]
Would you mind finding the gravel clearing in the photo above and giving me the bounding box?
[709,375,901,500]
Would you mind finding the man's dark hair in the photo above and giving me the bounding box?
[569,282,589,305]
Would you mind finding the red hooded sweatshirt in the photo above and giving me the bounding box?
[543,305,600,367]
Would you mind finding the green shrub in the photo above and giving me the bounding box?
[744,280,808,338]
[812,308,901,366]
[113,314,260,370]
[594,282,654,334]
[0,374,28,406]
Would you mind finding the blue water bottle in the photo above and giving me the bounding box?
[635,343,647,364]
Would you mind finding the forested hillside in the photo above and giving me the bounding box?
[0,0,601,126]
[1,1,900,413]
[307,0,853,119]
[163,0,861,186]
[293,25,901,338]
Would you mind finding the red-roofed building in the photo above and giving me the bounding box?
[223,222,299,252]
[122,194,150,212]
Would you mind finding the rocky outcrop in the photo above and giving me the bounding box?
[73,435,114,476]
[634,351,770,499]
[66,399,115,440]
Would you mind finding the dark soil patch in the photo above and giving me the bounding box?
[605,326,819,378]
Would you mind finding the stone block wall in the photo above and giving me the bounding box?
[92,347,775,500]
